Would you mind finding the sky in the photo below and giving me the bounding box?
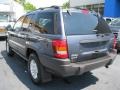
[0,0,11,4]
[27,0,69,8]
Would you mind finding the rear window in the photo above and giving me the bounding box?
[63,12,111,35]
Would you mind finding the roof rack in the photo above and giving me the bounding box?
[50,5,60,9]
[38,5,60,10]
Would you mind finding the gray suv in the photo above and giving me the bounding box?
[6,6,117,84]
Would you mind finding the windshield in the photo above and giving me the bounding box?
[63,12,111,35]
[0,14,9,22]
[110,18,120,26]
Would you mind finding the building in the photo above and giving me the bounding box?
[0,0,25,20]
[0,0,25,37]
[70,0,120,17]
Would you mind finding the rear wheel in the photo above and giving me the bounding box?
[28,53,43,84]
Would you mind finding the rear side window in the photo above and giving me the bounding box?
[63,12,111,35]
[22,14,33,29]
[35,12,55,34]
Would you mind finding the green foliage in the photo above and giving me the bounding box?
[62,2,69,9]
[23,2,36,12]
[14,0,25,4]
[14,0,36,12]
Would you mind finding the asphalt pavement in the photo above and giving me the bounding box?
[0,40,120,90]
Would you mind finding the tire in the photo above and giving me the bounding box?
[6,40,14,56]
[28,53,43,84]
[83,71,91,75]
[117,49,120,54]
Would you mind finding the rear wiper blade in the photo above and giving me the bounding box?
[67,10,72,16]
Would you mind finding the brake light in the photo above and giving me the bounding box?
[52,39,68,59]
[81,9,89,14]
[113,35,117,49]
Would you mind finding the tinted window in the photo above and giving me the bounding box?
[35,12,54,34]
[14,16,25,31]
[22,15,33,29]
[95,17,112,34]
[63,12,111,35]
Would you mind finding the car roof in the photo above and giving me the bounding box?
[26,6,98,16]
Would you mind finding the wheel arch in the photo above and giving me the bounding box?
[26,48,38,59]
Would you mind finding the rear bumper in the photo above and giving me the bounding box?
[39,50,117,77]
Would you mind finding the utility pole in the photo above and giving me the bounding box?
[10,0,14,20]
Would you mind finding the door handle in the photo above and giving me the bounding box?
[17,33,28,38]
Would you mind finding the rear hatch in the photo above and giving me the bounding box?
[63,12,112,62]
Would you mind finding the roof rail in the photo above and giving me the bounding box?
[38,8,44,10]
[38,5,60,10]
[50,5,60,9]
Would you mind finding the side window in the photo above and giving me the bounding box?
[22,15,33,30]
[35,12,54,34]
[13,16,25,31]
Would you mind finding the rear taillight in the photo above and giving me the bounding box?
[52,39,68,59]
[113,35,117,49]
[81,9,89,14]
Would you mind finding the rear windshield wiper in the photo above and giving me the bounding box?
[67,10,72,16]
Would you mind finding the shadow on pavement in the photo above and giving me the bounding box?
[1,50,99,90]
[0,37,6,41]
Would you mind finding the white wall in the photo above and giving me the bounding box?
[70,0,104,7]
[0,4,11,12]
[13,1,25,19]
[0,0,11,4]
[0,0,25,19]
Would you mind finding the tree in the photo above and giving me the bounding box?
[14,0,36,12]
[23,2,36,12]
[14,0,25,5]
[62,2,69,9]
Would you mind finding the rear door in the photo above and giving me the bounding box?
[16,14,34,56]
[63,12,112,62]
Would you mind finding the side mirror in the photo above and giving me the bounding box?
[5,25,14,31]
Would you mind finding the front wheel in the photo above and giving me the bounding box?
[28,53,43,84]
[6,40,14,56]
